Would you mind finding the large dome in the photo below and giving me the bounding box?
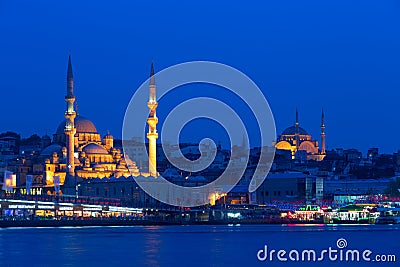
[282,126,308,135]
[82,143,109,154]
[56,115,98,134]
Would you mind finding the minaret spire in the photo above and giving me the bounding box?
[321,108,326,155]
[295,108,300,153]
[64,53,76,177]
[150,59,155,86]
[147,60,158,177]
[149,60,156,103]
[67,53,74,98]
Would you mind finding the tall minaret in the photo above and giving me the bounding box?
[295,108,300,152]
[65,54,76,176]
[147,61,158,177]
[321,109,326,154]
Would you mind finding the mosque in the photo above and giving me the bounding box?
[39,55,137,190]
[3,55,159,196]
[39,55,161,193]
[275,109,326,161]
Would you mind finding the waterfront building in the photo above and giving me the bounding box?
[79,177,156,207]
[255,171,320,203]
[324,178,394,202]
[0,132,20,171]
[0,199,142,218]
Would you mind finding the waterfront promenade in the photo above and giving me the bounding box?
[1,192,399,227]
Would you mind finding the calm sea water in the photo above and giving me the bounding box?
[0,224,399,267]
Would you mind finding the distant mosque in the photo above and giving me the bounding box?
[276,109,326,161]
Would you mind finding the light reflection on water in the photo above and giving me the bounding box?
[0,224,398,267]
[143,228,162,267]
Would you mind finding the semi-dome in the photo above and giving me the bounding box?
[282,126,308,135]
[82,143,109,154]
[56,115,98,134]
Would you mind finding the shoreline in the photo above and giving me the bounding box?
[0,218,381,228]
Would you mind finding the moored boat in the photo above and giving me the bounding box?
[375,207,400,224]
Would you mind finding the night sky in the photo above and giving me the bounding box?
[0,0,399,154]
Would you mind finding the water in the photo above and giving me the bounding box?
[0,224,399,266]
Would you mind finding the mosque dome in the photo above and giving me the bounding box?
[56,115,98,134]
[82,143,109,154]
[41,144,63,156]
[282,126,308,135]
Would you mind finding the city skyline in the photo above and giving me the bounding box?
[1,2,399,266]
[1,1,399,154]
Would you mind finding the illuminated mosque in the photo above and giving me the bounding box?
[3,55,159,196]
[40,55,153,188]
[276,109,326,161]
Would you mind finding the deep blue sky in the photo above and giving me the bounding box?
[0,0,399,154]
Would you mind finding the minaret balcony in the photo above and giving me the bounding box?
[65,96,76,101]
[147,132,158,139]
[64,112,76,119]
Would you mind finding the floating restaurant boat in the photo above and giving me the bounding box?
[292,205,325,223]
[330,204,379,224]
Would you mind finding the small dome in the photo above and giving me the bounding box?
[104,132,113,139]
[282,126,308,135]
[82,143,108,154]
[41,144,62,156]
[56,115,98,134]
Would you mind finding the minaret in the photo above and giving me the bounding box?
[65,54,76,176]
[321,109,326,154]
[147,61,158,177]
[295,108,300,152]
